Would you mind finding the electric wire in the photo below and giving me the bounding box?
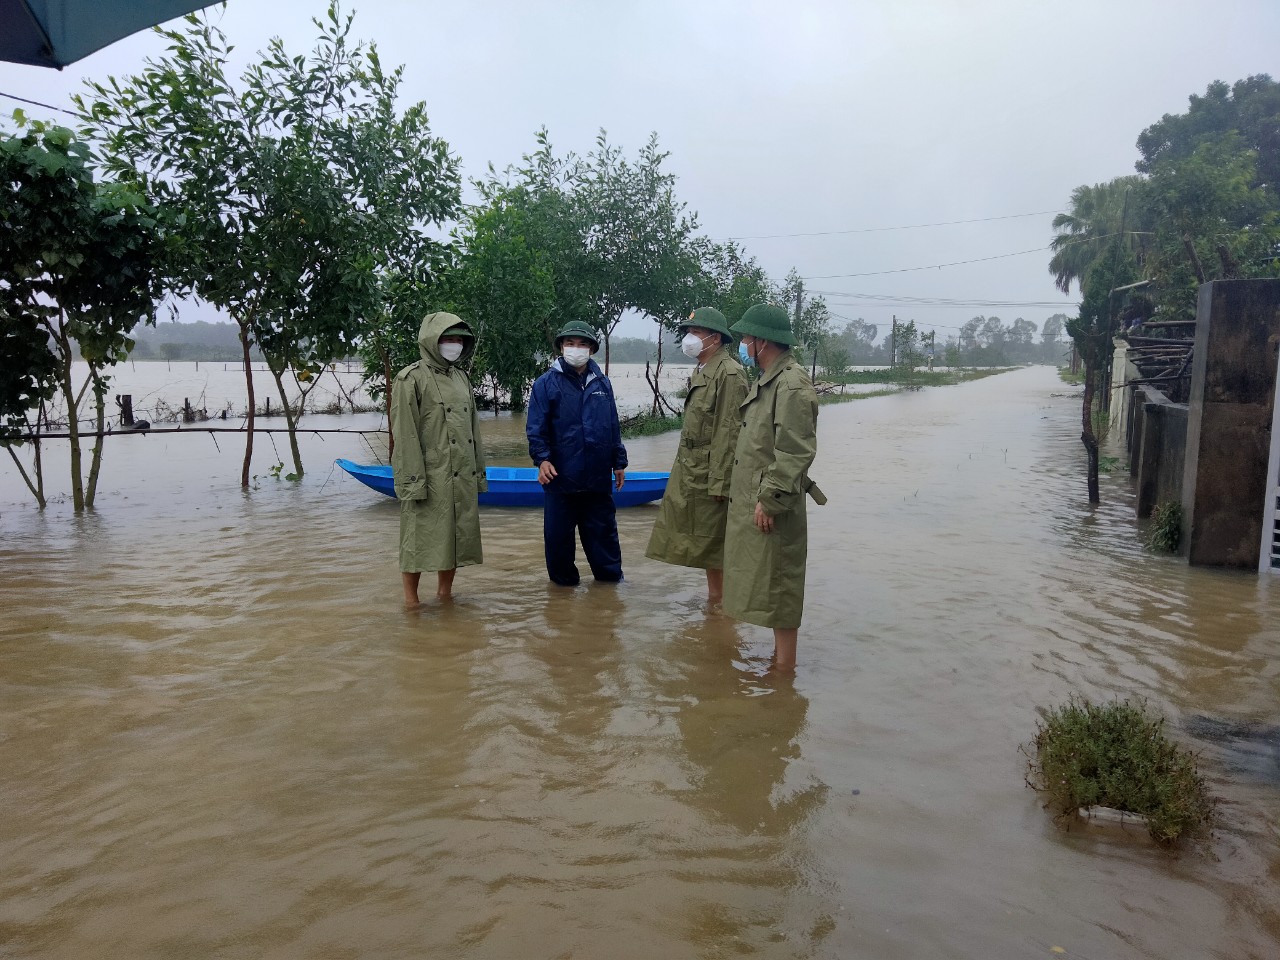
[720,209,1062,240]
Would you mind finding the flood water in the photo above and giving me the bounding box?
[1,365,1277,959]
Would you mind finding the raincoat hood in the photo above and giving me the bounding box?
[418,312,476,368]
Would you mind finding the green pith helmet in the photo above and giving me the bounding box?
[554,320,602,353]
[730,303,797,346]
[679,306,734,343]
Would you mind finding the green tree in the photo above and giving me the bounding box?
[576,131,702,370]
[1008,318,1037,361]
[452,197,557,411]
[78,2,460,483]
[472,128,705,376]
[1140,135,1279,320]
[795,296,832,377]
[835,317,878,362]
[892,319,924,374]
[0,122,165,510]
[697,240,773,323]
[1048,177,1146,295]
[0,310,59,508]
[1066,240,1139,503]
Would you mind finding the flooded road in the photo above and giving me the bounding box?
[1,366,1277,959]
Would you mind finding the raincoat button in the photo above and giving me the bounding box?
[446,407,452,412]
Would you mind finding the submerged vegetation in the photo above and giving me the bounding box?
[1026,697,1215,847]
[1145,500,1184,553]
[620,412,682,439]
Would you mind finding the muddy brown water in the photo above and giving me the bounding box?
[1,366,1277,959]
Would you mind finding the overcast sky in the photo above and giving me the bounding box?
[3,0,1277,342]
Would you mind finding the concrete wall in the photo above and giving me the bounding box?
[1181,279,1280,568]
[1131,386,1187,519]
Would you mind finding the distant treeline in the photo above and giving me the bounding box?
[127,321,262,361]
[119,320,677,366]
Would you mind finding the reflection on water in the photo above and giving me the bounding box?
[1,366,1278,959]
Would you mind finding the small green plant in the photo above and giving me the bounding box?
[267,461,284,480]
[620,412,682,439]
[1058,367,1086,385]
[1098,455,1121,473]
[1026,697,1215,846]
[1145,500,1183,552]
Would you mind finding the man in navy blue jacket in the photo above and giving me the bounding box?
[526,321,629,585]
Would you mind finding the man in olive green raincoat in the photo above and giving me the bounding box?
[645,306,748,605]
[391,312,487,605]
[722,303,824,672]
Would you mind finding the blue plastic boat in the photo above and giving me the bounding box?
[335,458,668,508]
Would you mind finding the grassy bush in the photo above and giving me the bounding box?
[827,368,1008,387]
[1145,500,1183,552]
[1026,697,1215,846]
[1058,367,1086,385]
[620,412,682,439]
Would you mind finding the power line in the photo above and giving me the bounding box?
[809,289,1077,309]
[0,91,78,118]
[799,232,1128,281]
[801,245,1050,279]
[720,209,1062,241]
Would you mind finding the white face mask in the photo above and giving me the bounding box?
[681,332,708,359]
[439,342,464,363]
[563,346,591,369]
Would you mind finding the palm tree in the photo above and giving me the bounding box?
[1048,176,1145,295]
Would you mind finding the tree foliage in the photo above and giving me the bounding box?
[1049,74,1280,503]
[0,122,165,509]
[77,1,460,481]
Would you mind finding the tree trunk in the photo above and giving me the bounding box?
[651,328,664,416]
[1081,359,1100,504]
[6,443,46,509]
[55,324,85,511]
[84,377,107,509]
[1182,233,1207,284]
[239,324,256,488]
[381,345,395,457]
[269,362,304,478]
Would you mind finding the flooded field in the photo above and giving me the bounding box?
[29,360,894,428]
[1,365,1277,959]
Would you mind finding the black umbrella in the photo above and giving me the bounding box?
[0,0,221,69]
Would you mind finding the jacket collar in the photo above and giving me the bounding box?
[694,344,736,379]
[755,349,796,387]
[552,356,600,387]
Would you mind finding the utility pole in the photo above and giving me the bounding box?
[794,279,804,339]
[926,330,936,369]
[891,315,898,367]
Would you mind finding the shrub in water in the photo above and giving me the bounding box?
[1145,500,1183,553]
[1026,697,1214,846]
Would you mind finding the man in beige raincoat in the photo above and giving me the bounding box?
[722,303,824,672]
[645,306,748,605]
[391,312,487,605]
